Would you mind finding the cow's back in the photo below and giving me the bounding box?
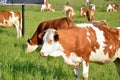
[57,25,120,59]
[0,10,22,38]
[0,10,21,27]
[29,17,75,46]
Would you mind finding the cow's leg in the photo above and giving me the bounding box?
[15,22,22,38]
[82,60,89,80]
[114,58,120,77]
[73,65,80,80]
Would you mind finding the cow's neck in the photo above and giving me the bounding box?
[30,32,39,45]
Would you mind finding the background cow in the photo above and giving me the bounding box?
[40,24,120,80]
[41,3,55,12]
[63,5,75,19]
[0,10,22,38]
[26,17,75,53]
[80,6,95,22]
[106,3,119,12]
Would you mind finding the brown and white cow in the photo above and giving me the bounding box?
[80,7,88,17]
[41,3,55,12]
[80,7,95,22]
[106,3,119,12]
[26,17,75,53]
[66,9,74,19]
[63,6,75,19]
[40,23,120,80]
[0,10,22,38]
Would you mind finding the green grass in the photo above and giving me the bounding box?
[0,0,120,80]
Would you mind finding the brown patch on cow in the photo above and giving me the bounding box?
[56,27,96,62]
[94,24,120,58]
[0,10,12,24]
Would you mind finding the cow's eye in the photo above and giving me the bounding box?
[48,39,52,44]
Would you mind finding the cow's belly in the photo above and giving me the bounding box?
[89,49,119,63]
[0,22,13,27]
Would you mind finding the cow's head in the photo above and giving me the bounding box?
[49,4,55,12]
[26,32,46,53]
[40,29,64,57]
[26,39,39,53]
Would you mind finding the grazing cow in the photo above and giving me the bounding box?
[63,6,75,19]
[80,7,88,17]
[66,9,74,19]
[26,17,75,53]
[40,24,120,80]
[80,7,95,22]
[0,10,22,38]
[41,3,55,12]
[106,3,119,12]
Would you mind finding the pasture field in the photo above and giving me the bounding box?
[0,0,120,80]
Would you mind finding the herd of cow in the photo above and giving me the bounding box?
[0,1,120,80]
[40,0,119,21]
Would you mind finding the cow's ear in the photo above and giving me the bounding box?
[54,33,59,42]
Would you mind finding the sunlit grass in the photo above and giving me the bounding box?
[0,0,120,80]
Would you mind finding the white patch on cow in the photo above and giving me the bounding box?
[107,4,113,12]
[42,42,64,57]
[109,45,112,49]
[90,50,110,63]
[26,43,38,53]
[63,52,83,66]
[70,52,82,63]
[90,48,120,63]
[86,29,91,43]
[86,32,90,36]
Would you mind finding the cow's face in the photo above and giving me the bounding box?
[26,39,38,53]
[40,29,64,57]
